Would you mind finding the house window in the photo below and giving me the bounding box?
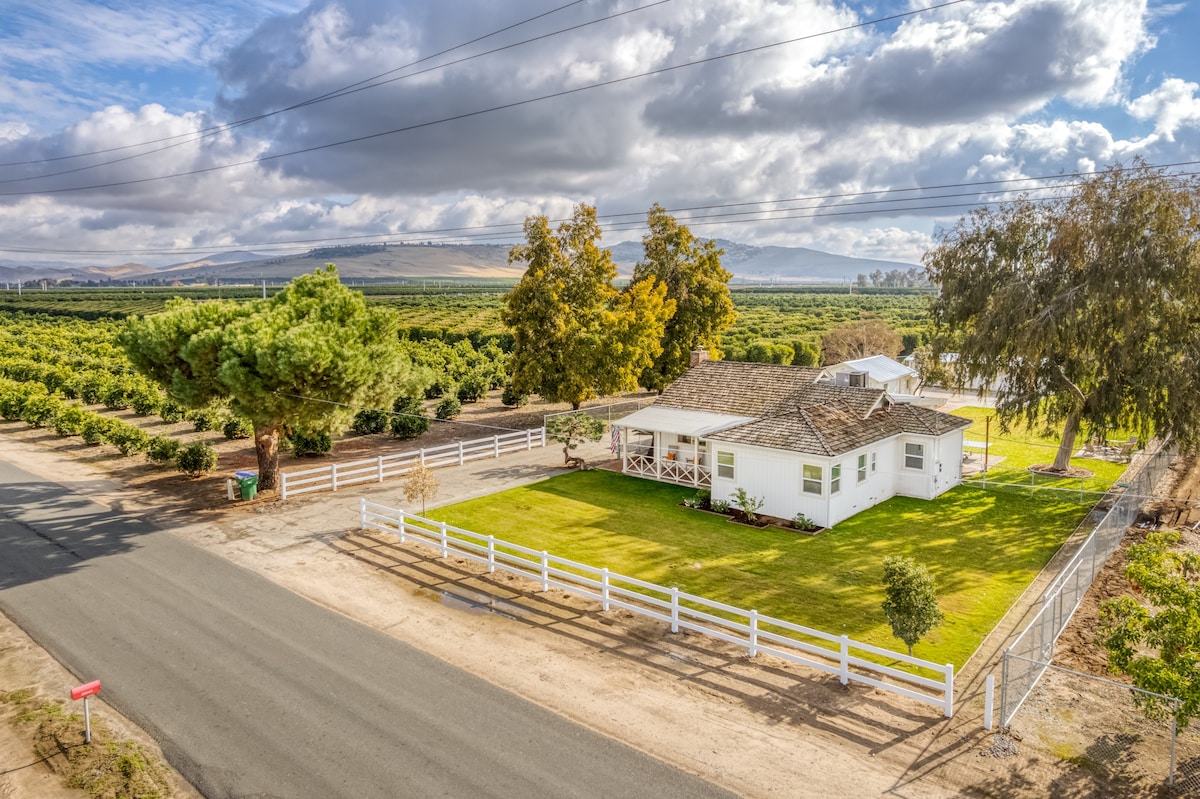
[802,464,822,495]
[678,434,694,445]
[871,452,877,473]
[830,464,841,494]
[905,442,925,470]
[717,451,735,480]
[857,454,867,483]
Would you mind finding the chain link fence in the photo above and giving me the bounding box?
[996,440,1187,785]
[1009,658,1200,790]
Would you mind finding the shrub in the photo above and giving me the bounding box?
[20,392,62,428]
[222,416,254,440]
[128,385,162,416]
[351,408,390,435]
[287,428,333,457]
[73,372,112,404]
[188,408,223,432]
[390,396,429,439]
[732,487,765,524]
[176,441,218,477]
[101,381,132,410]
[147,436,181,465]
[710,499,731,513]
[81,414,116,445]
[424,376,453,400]
[435,396,462,420]
[0,384,32,420]
[683,489,711,509]
[501,383,528,408]
[53,404,88,437]
[158,401,187,423]
[456,372,489,403]
[108,423,151,456]
[792,512,819,532]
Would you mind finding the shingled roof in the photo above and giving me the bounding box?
[655,361,828,416]
[706,397,972,456]
[657,360,970,456]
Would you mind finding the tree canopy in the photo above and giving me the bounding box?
[120,264,409,489]
[1099,530,1200,729]
[502,204,674,408]
[631,204,735,391]
[925,161,1200,470]
[881,556,943,656]
[820,319,902,365]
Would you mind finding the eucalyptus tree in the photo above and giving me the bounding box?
[502,203,674,408]
[631,204,735,391]
[925,161,1200,471]
[120,264,410,489]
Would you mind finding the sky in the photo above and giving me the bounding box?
[0,0,1197,268]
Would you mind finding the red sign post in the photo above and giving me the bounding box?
[70,680,101,743]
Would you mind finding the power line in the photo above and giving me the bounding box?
[0,0,590,170]
[0,0,675,185]
[0,0,972,198]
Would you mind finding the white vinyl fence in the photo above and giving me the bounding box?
[280,428,546,500]
[359,498,956,717]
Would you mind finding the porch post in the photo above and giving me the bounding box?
[692,438,700,486]
[654,431,662,479]
[621,426,628,473]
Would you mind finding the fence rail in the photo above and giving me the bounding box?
[359,499,956,716]
[280,428,546,499]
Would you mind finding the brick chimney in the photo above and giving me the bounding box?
[689,349,710,368]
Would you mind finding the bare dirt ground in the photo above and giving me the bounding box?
[1,393,1190,798]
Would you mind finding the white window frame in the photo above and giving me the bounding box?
[802,464,823,495]
[716,450,735,480]
[830,464,841,494]
[857,454,868,483]
[678,434,694,445]
[905,442,925,470]
[871,451,877,473]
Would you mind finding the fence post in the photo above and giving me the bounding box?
[540,551,549,591]
[377,456,384,483]
[526,429,532,451]
[439,521,448,558]
[398,509,406,543]
[541,427,546,447]
[601,568,610,611]
[494,435,500,458]
[748,610,758,657]
[984,674,994,730]
[943,664,954,718]
[999,651,1010,727]
[839,635,850,686]
[458,441,465,465]
[359,498,367,529]
[420,448,426,466]
[1170,703,1178,787]
[280,473,288,501]
[331,463,338,492]
[487,536,495,573]
[670,587,679,633]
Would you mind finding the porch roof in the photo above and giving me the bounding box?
[620,405,755,437]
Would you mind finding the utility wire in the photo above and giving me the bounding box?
[0,0,972,198]
[0,0,590,169]
[0,0,674,184]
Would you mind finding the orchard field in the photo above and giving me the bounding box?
[0,283,932,359]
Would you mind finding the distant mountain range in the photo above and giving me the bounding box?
[0,240,918,286]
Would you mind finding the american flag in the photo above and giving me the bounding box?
[610,424,619,454]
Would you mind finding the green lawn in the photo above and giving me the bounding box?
[953,407,1129,493]
[427,468,1103,668]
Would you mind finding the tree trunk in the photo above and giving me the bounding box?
[254,423,281,490]
[1052,405,1083,472]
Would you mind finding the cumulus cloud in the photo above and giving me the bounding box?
[0,0,1189,266]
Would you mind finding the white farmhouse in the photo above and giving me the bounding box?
[617,359,971,527]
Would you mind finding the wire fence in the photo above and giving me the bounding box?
[996,440,1185,785]
[543,398,651,428]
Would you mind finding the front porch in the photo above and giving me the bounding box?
[623,447,711,487]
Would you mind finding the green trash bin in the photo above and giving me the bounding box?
[235,470,258,500]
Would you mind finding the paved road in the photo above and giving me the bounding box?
[0,460,736,799]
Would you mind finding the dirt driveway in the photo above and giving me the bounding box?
[0,401,1167,798]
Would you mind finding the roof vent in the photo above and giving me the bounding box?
[848,371,868,388]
